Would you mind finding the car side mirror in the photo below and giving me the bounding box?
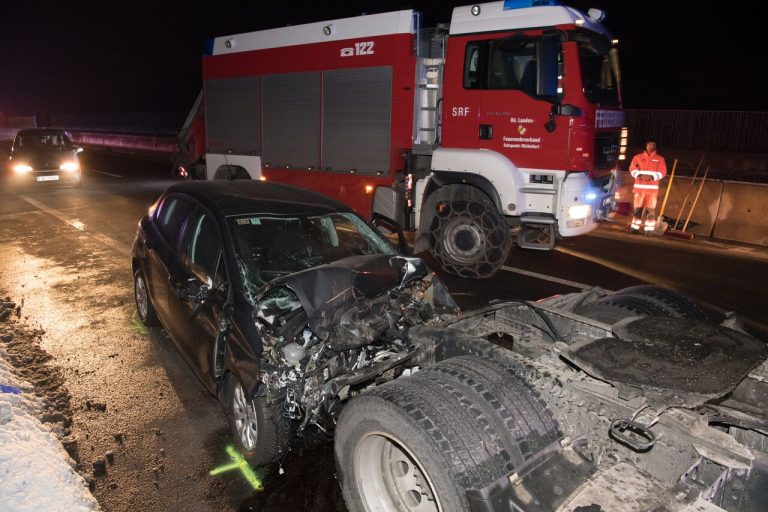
[371,213,411,256]
[179,277,211,302]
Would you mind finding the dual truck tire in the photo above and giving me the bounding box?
[335,355,559,512]
[574,285,709,324]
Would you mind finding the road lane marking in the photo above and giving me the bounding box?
[18,194,132,257]
[500,265,592,290]
[89,168,123,178]
[553,245,677,289]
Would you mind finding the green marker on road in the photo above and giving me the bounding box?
[209,445,263,491]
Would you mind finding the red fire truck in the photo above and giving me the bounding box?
[179,0,626,278]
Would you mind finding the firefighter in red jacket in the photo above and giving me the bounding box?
[628,139,667,233]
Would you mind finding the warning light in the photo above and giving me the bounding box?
[260,176,267,181]
[365,185,374,194]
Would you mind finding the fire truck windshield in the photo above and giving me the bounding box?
[577,32,620,105]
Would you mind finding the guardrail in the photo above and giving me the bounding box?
[0,127,176,156]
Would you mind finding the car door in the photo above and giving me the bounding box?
[166,207,226,392]
[145,194,196,325]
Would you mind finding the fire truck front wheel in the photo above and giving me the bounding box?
[429,200,511,279]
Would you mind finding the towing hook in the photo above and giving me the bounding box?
[609,418,656,451]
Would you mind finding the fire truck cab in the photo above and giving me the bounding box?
[188,0,626,278]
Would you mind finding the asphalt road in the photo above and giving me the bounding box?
[1,147,766,511]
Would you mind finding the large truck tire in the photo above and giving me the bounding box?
[611,285,709,321]
[429,200,511,279]
[574,293,673,325]
[334,355,558,512]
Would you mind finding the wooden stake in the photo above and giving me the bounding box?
[658,158,677,219]
[674,154,705,231]
[682,166,709,233]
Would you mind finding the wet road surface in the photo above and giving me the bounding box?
[1,147,766,511]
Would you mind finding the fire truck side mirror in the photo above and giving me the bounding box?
[546,103,583,132]
[555,104,582,117]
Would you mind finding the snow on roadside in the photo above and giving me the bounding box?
[0,350,99,512]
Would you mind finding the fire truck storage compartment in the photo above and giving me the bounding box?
[322,67,392,175]
[262,72,320,169]
[205,77,261,156]
[204,67,393,176]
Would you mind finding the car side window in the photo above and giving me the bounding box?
[156,196,195,247]
[180,210,222,283]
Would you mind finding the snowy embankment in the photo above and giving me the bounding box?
[0,347,99,511]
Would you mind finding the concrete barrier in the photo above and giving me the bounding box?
[612,171,768,247]
[713,181,768,246]
[658,177,724,237]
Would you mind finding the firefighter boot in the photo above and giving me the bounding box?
[644,208,657,235]
[629,207,643,233]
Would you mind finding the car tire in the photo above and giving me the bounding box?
[611,285,709,321]
[225,376,289,466]
[335,355,558,512]
[134,269,159,327]
[429,200,511,279]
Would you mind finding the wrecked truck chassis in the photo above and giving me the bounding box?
[326,291,768,512]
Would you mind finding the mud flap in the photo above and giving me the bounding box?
[466,438,596,512]
[467,439,694,512]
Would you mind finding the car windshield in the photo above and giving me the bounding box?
[18,133,72,149]
[228,211,396,288]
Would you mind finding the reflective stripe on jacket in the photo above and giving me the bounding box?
[630,151,667,193]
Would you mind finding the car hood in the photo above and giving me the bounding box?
[255,255,442,335]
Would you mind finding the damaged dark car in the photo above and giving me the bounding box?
[132,181,768,512]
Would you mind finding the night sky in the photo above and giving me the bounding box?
[1,0,764,116]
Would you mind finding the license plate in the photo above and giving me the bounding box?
[36,175,60,182]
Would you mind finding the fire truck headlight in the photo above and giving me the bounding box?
[13,163,33,173]
[568,204,592,220]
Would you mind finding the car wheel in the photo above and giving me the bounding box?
[429,200,511,279]
[226,376,289,466]
[134,269,159,326]
[335,355,558,512]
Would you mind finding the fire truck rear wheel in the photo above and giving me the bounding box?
[429,200,511,279]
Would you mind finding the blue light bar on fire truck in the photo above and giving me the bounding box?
[503,0,560,10]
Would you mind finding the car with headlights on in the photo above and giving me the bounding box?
[7,128,83,189]
[132,180,768,512]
